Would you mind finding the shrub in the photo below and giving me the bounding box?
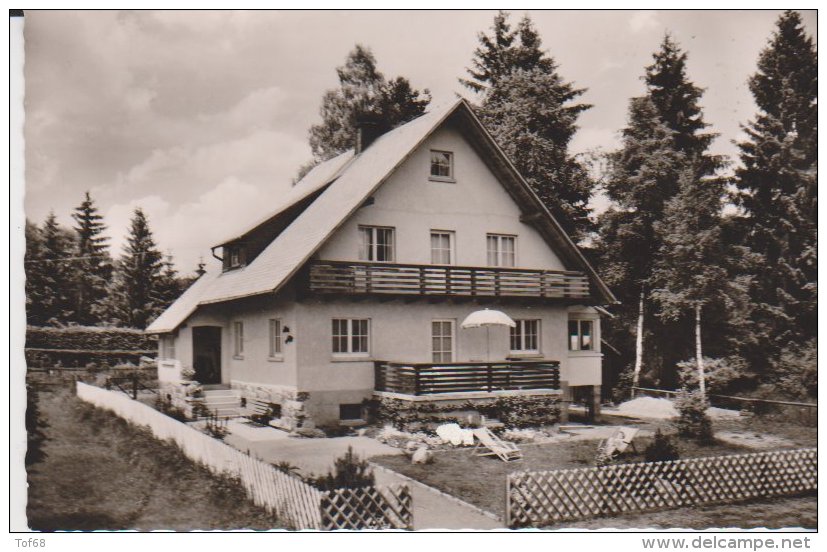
[674,389,714,444]
[644,429,680,463]
[772,340,817,400]
[309,446,375,491]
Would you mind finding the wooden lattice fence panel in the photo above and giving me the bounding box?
[507,448,817,528]
[321,484,412,530]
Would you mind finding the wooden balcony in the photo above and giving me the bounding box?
[308,260,590,301]
[374,360,560,396]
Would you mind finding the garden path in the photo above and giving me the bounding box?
[225,430,503,530]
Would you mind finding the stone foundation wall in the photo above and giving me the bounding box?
[158,380,204,418]
[229,380,311,431]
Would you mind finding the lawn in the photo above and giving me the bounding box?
[26,383,287,531]
[371,434,752,520]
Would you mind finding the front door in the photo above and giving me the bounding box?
[192,326,222,384]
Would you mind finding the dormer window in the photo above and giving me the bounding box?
[429,150,454,181]
[224,244,246,271]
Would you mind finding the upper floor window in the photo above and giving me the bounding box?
[332,318,370,355]
[359,226,395,262]
[429,150,454,181]
[233,321,245,358]
[511,319,540,353]
[568,319,593,351]
[486,234,516,267]
[268,318,282,357]
[430,230,454,265]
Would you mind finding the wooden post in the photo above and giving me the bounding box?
[559,380,571,424]
[132,375,138,400]
[505,474,512,529]
[588,385,602,422]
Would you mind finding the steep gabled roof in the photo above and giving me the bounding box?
[147,99,615,333]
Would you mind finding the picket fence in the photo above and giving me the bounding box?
[76,382,412,530]
[506,447,817,528]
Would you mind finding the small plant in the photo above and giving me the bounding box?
[309,446,375,491]
[154,396,188,422]
[273,460,302,477]
[180,366,195,381]
[644,429,680,463]
[674,388,714,444]
[205,413,229,440]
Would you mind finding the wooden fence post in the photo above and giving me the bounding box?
[559,380,571,424]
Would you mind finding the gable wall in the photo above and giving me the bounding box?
[314,121,566,270]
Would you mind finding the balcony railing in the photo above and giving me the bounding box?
[374,360,561,396]
[308,261,590,300]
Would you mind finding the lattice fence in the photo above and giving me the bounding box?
[76,382,412,530]
[321,484,413,530]
[506,448,817,528]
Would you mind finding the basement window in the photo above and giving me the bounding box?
[339,404,363,421]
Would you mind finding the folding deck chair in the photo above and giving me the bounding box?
[597,426,640,458]
[472,427,523,462]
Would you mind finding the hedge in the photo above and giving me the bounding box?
[25,326,158,368]
[26,325,157,351]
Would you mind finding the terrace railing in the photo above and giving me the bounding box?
[375,360,560,396]
[308,261,590,300]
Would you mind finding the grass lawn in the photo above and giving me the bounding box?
[26,384,287,531]
[372,434,751,520]
[555,495,817,530]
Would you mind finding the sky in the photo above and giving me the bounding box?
[23,9,817,276]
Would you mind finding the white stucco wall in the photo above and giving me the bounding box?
[315,122,566,270]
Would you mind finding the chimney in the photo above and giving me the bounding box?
[354,111,385,154]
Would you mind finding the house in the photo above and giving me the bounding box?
[146,99,617,429]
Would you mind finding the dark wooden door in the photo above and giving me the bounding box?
[192,326,222,384]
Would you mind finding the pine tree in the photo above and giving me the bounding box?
[307,45,431,163]
[734,11,817,360]
[101,208,164,328]
[464,12,593,239]
[156,252,185,311]
[71,192,111,325]
[24,220,48,326]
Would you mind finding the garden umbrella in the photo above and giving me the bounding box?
[460,308,516,361]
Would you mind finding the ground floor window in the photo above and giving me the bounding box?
[339,403,363,421]
[432,319,455,362]
[160,335,176,360]
[510,319,540,353]
[268,318,282,357]
[233,321,244,357]
[332,319,370,354]
[568,319,594,351]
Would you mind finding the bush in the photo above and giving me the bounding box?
[309,446,375,491]
[644,429,680,463]
[772,340,817,400]
[674,389,714,444]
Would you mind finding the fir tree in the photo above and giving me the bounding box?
[24,220,47,325]
[307,45,431,163]
[71,192,111,325]
[734,11,817,360]
[464,12,593,239]
[101,208,164,328]
[156,251,185,310]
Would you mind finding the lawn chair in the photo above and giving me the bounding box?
[597,426,640,458]
[472,427,522,462]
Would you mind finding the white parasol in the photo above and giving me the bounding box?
[460,308,516,361]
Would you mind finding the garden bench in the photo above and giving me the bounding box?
[244,399,274,425]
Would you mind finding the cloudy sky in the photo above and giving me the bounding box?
[23,9,816,275]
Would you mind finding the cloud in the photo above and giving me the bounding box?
[629,10,660,33]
